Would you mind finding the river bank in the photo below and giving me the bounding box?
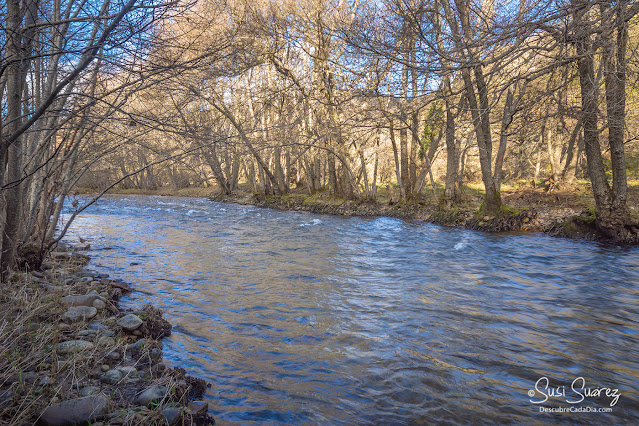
[0,247,214,425]
[207,188,607,240]
[77,181,639,242]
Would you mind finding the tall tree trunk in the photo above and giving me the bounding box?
[602,0,629,221]
[573,0,613,214]
[1,0,24,275]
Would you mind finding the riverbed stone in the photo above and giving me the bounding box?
[118,366,137,376]
[126,338,146,351]
[78,386,101,397]
[77,330,96,338]
[56,340,94,354]
[87,321,107,331]
[61,295,99,307]
[62,306,97,323]
[100,369,122,384]
[150,347,162,363]
[109,280,131,292]
[92,299,106,309]
[97,336,115,347]
[39,395,108,426]
[117,314,143,331]
[163,407,181,425]
[187,401,208,415]
[134,385,167,407]
[106,351,120,361]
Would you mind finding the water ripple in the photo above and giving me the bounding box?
[62,195,639,424]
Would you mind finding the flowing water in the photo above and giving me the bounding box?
[62,195,639,424]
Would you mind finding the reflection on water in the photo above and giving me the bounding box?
[63,195,639,424]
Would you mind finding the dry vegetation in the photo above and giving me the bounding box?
[0,250,213,425]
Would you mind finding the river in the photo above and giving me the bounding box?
[62,195,639,424]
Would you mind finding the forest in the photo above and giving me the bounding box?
[2,0,639,275]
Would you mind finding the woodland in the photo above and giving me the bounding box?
[2,0,639,276]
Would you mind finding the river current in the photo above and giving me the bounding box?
[62,195,639,424]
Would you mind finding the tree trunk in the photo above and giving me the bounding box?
[1,0,24,275]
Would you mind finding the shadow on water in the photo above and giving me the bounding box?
[62,195,639,424]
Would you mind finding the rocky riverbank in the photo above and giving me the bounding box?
[0,247,214,425]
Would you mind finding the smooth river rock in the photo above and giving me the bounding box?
[163,407,181,425]
[135,385,167,407]
[187,401,208,415]
[125,338,147,352]
[38,395,108,426]
[117,314,143,331]
[100,369,122,384]
[78,386,101,397]
[56,340,94,354]
[60,294,100,308]
[97,336,115,347]
[87,321,107,331]
[61,306,97,323]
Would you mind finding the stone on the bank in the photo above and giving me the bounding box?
[163,407,181,425]
[97,336,115,347]
[7,371,38,384]
[126,338,146,351]
[92,299,106,309]
[87,321,107,331]
[79,386,101,397]
[117,366,137,376]
[150,348,162,363]
[100,365,110,372]
[100,369,122,384]
[38,395,108,426]
[134,385,167,407]
[117,314,143,331]
[109,280,131,292]
[62,306,97,323]
[77,330,96,338]
[106,351,120,361]
[56,340,94,354]
[61,295,99,307]
[187,401,208,415]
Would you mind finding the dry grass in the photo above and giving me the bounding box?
[0,255,208,425]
